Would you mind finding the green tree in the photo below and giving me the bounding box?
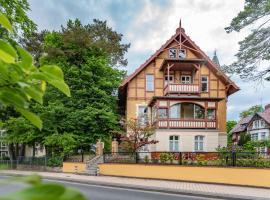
[0,0,37,38]
[8,19,128,156]
[225,0,270,81]
[226,120,237,145]
[0,12,70,129]
[239,105,263,118]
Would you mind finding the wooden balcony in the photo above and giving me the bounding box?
[156,119,216,129]
[164,84,200,95]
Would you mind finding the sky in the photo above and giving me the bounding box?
[27,0,270,121]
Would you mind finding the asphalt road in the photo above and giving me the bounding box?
[0,176,227,200]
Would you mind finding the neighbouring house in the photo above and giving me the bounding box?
[0,130,9,157]
[118,21,239,152]
[231,104,270,153]
[0,129,45,158]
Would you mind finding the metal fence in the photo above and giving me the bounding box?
[0,156,61,171]
[103,151,270,168]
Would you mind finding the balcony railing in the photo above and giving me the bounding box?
[164,83,199,95]
[156,119,216,129]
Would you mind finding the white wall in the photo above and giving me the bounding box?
[151,129,220,152]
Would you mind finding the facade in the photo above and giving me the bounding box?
[119,22,239,152]
[0,130,9,157]
[231,105,270,153]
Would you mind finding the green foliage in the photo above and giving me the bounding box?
[0,0,37,38]
[160,153,173,164]
[225,0,270,81]
[239,105,263,118]
[238,132,251,147]
[47,156,63,167]
[0,175,86,200]
[44,133,77,157]
[0,12,70,129]
[226,120,237,145]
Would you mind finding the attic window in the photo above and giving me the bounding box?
[169,48,177,58]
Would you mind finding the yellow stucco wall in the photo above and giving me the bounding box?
[99,164,270,188]
[62,162,86,173]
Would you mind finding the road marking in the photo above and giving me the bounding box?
[46,179,225,200]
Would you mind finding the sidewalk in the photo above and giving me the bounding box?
[1,170,270,199]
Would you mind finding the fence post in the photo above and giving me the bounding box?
[135,152,138,163]
[232,151,236,166]
[179,152,182,165]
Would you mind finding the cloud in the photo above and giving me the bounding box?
[27,0,270,121]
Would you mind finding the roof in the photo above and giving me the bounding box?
[255,108,270,125]
[230,108,270,134]
[120,25,239,96]
[230,116,253,134]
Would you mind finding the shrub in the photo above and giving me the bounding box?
[47,156,63,167]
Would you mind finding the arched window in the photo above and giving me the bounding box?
[169,103,205,119]
[194,135,204,151]
[169,135,179,151]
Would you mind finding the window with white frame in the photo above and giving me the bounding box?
[195,135,204,151]
[261,132,266,140]
[201,76,208,92]
[181,75,191,84]
[169,135,179,151]
[1,152,7,157]
[252,120,265,129]
[251,133,259,141]
[137,105,148,125]
[164,75,173,86]
[168,48,177,58]
[146,74,154,91]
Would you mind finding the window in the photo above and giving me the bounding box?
[259,147,267,155]
[1,152,7,157]
[181,75,191,84]
[170,104,181,118]
[195,105,205,119]
[158,108,167,119]
[164,75,173,86]
[207,109,215,120]
[253,120,265,129]
[137,105,148,125]
[169,135,179,151]
[178,49,186,59]
[195,135,204,151]
[260,132,266,140]
[146,74,154,91]
[251,133,259,141]
[169,48,177,58]
[201,76,208,92]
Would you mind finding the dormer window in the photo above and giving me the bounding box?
[169,48,177,58]
[178,49,186,59]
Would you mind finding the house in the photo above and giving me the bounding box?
[231,104,270,153]
[0,129,45,158]
[118,21,239,152]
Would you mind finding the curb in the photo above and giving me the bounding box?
[0,172,263,200]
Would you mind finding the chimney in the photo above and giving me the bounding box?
[265,104,270,111]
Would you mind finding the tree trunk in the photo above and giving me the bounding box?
[19,144,25,157]
[8,143,16,160]
[32,142,36,157]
